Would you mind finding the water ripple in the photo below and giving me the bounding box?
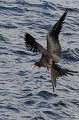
[43,110,61,119]
[37,101,52,108]
[32,116,45,120]
[6,105,20,113]
[53,100,67,108]
[38,90,58,100]
[71,99,79,108]
[62,48,79,61]
[24,100,35,106]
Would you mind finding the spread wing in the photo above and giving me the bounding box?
[24,33,48,55]
[47,9,68,62]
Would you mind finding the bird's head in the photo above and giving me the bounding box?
[31,62,41,69]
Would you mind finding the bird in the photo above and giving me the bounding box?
[24,9,78,92]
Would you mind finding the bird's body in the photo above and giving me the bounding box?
[24,9,78,91]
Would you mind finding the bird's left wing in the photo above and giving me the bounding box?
[47,9,68,62]
[24,33,48,56]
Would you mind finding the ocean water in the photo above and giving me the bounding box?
[0,0,79,120]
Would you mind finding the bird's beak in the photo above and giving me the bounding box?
[31,65,36,70]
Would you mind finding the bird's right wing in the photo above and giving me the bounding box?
[24,33,48,55]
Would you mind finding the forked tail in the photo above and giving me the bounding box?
[51,63,78,92]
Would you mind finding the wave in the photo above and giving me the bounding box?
[62,48,79,62]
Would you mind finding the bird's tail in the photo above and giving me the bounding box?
[51,63,78,92]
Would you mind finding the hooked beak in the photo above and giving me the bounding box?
[31,64,40,70]
[31,65,36,70]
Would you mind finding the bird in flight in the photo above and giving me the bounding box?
[24,9,78,91]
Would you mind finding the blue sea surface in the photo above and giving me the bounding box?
[0,0,79,120]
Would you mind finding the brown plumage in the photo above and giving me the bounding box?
[24,9,78,91]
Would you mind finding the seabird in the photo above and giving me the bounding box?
[24,9,78,91]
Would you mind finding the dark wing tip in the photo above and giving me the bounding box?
[24,33,38,53]
[52,9,68,38]
[62,8,68,19]
[65,8,68,13]
[25,33,34,41]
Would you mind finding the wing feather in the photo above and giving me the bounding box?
[24,33,48,55]
[47,9,68,62]
[49,9,68,38]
